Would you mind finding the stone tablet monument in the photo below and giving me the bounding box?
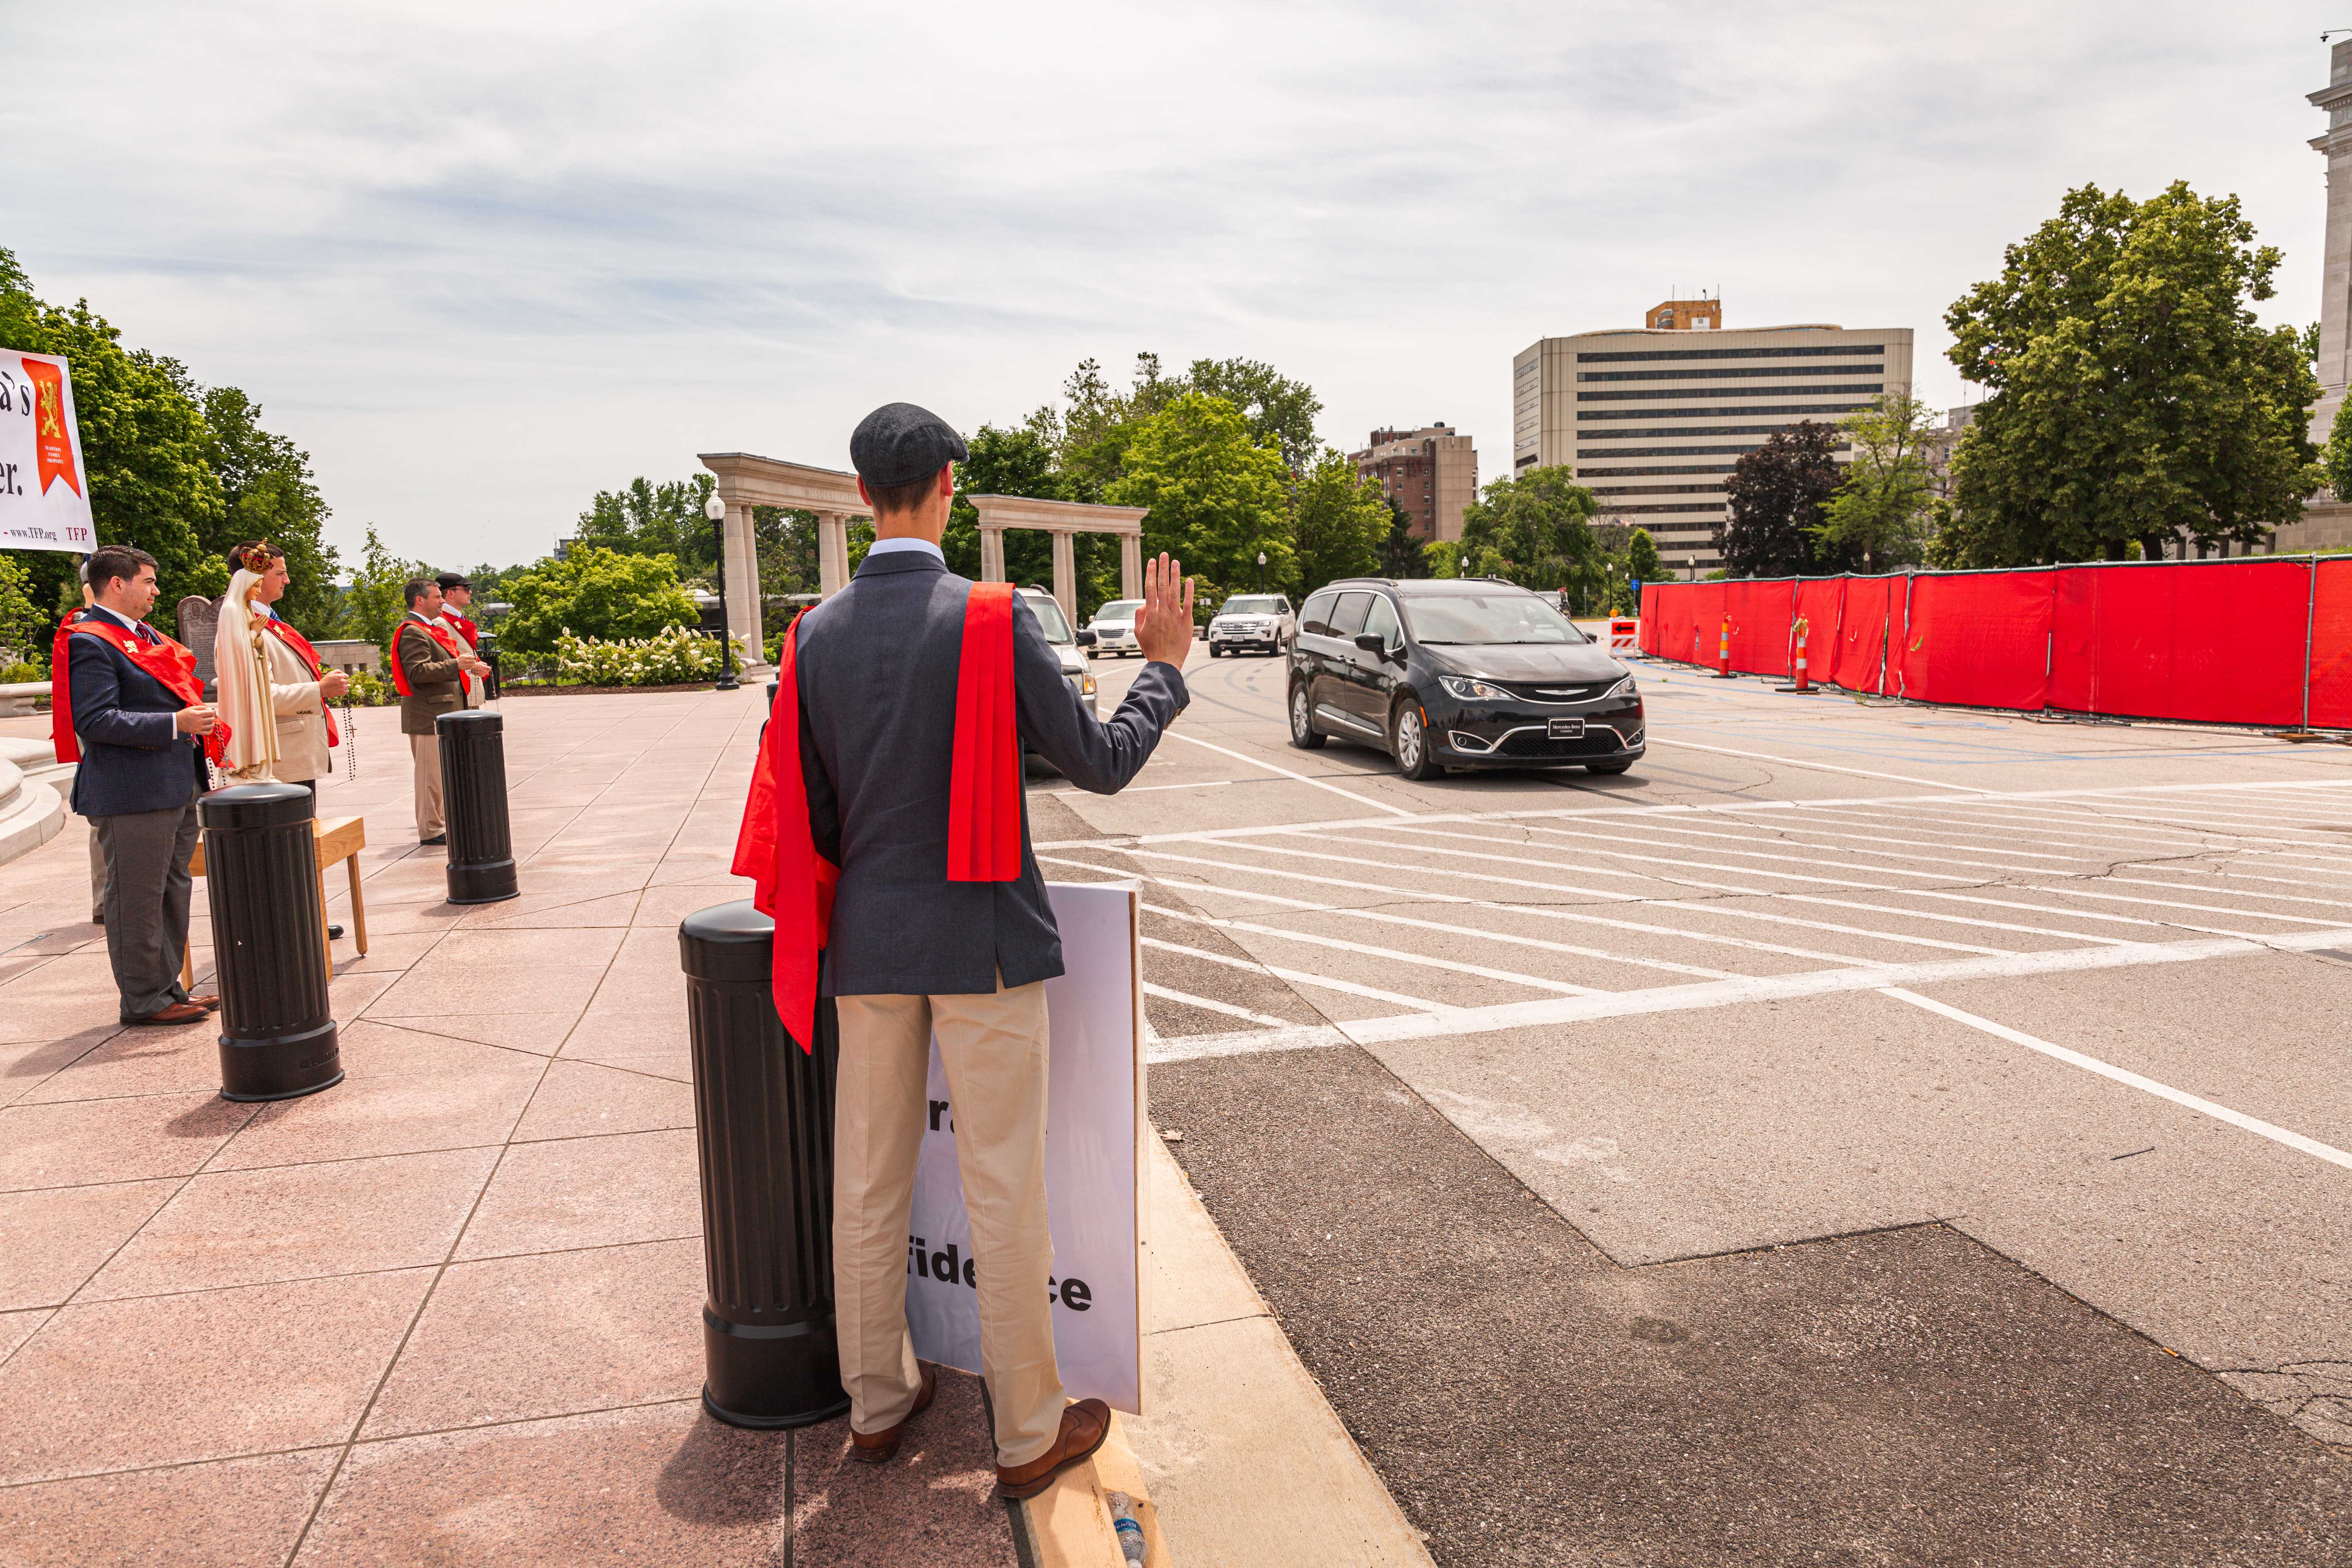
[178,595,221,690]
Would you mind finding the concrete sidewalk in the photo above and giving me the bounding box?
[0,689,1423,1567]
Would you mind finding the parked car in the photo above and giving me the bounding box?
[1085,599,1142,657]
[1016,586,1099,717]
[1287,578,1643,780]
[1207,594,1296,657]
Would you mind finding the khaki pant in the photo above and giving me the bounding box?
[410,733,444,839]
[834,980,1064,1468]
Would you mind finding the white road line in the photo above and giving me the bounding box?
[1158,730,1413,816]
[1035,852,1742,980]
[1647,736,1988,792]
[1881,988,2352,1173]
[1624,813,2100,871]
[1176,840,1897,968]
[1141,982,1297,1028]
[1147,1022,1354,1063]
[1143,936,1460,1015]
[1140,900,1606,996]
[1336,924,2352,1047]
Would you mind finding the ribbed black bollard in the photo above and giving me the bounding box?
[437,709,518,904]
[202,783,341,1102]
[680,901,849,1428]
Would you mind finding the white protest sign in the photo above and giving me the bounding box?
[904,880,1146,1414]
[0,351,95,553]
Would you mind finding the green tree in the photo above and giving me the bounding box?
[1182,357,1324,473]
[950,423,1088,596]
[1287,448,1388,595]
[1718,421,1845,578]
[499,546,699,655]
[1944,181,2321,564]
[1105,393,1291,594]
[1454,466,1602,594]
[1626,528,1664,588]
[347,524,428,653]
[1815,394,1934,572]
[1374,497,1429,579]
[574,474,719,580]
[2325,400,2352,502]
[200,386,342,633]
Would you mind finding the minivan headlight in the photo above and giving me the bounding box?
[1607,675,1638,700]
[1439,675,1512,701]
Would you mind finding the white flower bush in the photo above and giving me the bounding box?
[552,625,738,686]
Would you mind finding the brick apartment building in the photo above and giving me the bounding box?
[1349,424,1479,542]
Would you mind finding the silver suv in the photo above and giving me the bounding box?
[1017,586,1099,716]
[1207,594,1295,658]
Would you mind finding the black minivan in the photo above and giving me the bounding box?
[1286,578,1644,780]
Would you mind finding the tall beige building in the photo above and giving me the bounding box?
[1350,424,1478,542]
[1513,307,1913,574]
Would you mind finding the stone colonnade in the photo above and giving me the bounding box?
[967,494,1148,622]
[696,456,1154,673]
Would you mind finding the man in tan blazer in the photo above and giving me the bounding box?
[391,579,486,846]
[214,541,351,789]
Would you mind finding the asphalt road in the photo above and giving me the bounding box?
[1045,640,2352,1566]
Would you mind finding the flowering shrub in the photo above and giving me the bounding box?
[553,625,736,686]
[344,668,394,707]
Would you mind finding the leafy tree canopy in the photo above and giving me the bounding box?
[1816,393,1933,572]
[201,386,342,630]
[574,474,718,581]
[1626,527,1664,587]
[498,546,699,655]
[1375,497,1431,580]
[1288,448,1389,595]
[1454,465,1601,593]
[1943,181,2320,565]
[1718,421,1846,579]
[345,525,430,654]
[2325,400,2352,504]
[1106,392,1292,595]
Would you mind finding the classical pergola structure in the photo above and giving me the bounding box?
[697,453,1153,669]
[967,494,1147,622]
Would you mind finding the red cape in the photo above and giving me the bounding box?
[52,614,231,768]
[733,582,1020,1049]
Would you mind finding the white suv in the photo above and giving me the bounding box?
[1207,595,1295,658]
[1086,599,1142,658]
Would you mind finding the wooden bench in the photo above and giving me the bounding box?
[183,814,369,989]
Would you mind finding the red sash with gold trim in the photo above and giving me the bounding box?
[261,615,341,747]
[388,616,463,697]
[53,616,231,768]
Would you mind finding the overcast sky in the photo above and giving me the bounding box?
[2,2,2341,568]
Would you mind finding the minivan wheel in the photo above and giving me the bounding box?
[1289,684,1326,749]
[1391,702,1439,781]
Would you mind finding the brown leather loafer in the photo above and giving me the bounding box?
[188,994,220,1012]
[995,1399,1111,1500]
[849,1363,938,1463]
[127,1000,208,1027]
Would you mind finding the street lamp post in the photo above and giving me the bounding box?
[706,493,740,692]
[1256,550,1267,592]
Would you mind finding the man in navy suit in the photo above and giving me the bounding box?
[793,403,1192,1499]
[66,546,220,1026]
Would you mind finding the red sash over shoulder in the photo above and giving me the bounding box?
[52,614,232,768]
[388,615,463,697]
[261,615,341,747]
[732,582,1022,1049]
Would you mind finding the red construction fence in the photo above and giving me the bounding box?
[1637,557,2352,730]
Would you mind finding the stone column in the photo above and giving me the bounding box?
[1120,535,1143,601]
[1049,530,1076,623]
[724,501,769,675]
[979,528,1006,583]
[817,513,851,598]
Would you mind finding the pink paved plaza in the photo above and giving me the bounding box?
[0,690,1023,1567]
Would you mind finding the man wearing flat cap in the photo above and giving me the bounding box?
[735,401,1194,1498]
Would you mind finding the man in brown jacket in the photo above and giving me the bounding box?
[391,578,486,845]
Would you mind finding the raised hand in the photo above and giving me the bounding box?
[1131,552,1196,667]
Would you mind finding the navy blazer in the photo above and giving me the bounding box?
[795,551,1187,997]
[66,624,207,818]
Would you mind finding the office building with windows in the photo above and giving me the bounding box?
[1350,424,1479,542]
[1511,308,1913,574]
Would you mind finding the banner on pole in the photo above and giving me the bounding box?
[905,880,1146,1413]
[0,351,96,553]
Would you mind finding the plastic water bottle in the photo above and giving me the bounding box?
[1106,1490,1147,1564]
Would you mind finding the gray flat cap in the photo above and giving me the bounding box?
[850,402,969,490]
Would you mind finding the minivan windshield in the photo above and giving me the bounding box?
[1400,592,1589,646]
[1223,596,1287,615]
[1093,601,1140,622]
[1022,592,1074,644]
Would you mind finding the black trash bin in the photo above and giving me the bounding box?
[437,709,518,904]
[680,900,849,1428]
[201,782,342,1102]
